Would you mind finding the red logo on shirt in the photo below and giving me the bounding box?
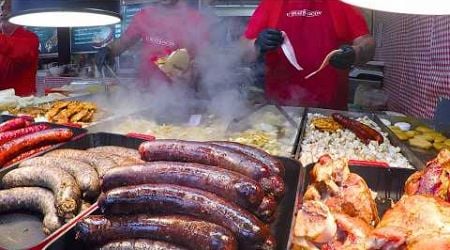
[287,9,322,17]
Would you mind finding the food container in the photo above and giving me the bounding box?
[29,133,303,250]
[377,114,450,166]
[0,133,146,250]
[89,105,305,158]
[287,163,416,249]
[296,108,422,169]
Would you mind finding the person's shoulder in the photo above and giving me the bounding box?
[16,27,38,40]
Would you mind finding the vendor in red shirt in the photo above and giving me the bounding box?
[96,0,208,90]
[0,0,39,96]
[242,0,375,110]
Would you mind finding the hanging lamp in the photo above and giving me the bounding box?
[8,0,121,27]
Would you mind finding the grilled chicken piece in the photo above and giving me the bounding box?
[46,101,70,120]
[405,149,450,201]
[304,155,379,225]
[293,200,372,250]
[367,195,450,250]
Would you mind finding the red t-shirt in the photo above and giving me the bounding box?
[123,4,208,89]
[245,0,369,109]
[0,27,39,96]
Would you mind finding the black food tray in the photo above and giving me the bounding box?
[287,164,416,248]
[296,108,423,169]
[43,135,302,250]
[0,133,144,250]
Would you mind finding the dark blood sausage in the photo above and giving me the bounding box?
[2,165,81,218]
[45,149,117,177]
[99,239,188,250]
[211,141,285,178]
[76,215,238,250]
[4,145,52,166]
[138,140,278,195]
[0,124,50,145]
[102,162,265,212]
[332,113,384,144]
[0,128,74,166]
[87,146,141,159]
[0,117,31,133]
[20,156,100,200]
[256,195,277,223]
[99,184,273,249]
[0,187,62,234]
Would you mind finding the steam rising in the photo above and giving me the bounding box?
[96,2,256,124]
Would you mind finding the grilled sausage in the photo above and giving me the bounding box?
[20,156,100,200]
[332,114,384,144]
[211,141,285,178]
[2,165,81,218]
[0,124,50,145]
[99,184,272,248]
[76,215,238,250]
[102,162,265,213]
[138,140,280,196]
[0,187,62,234]
[87,146,141,159]
[99,239,187,250]
[0,128,74,166]
[4,145,52,166]
[45,149,117,177]
[0,117,31,133]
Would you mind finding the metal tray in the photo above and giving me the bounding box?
[296,108,423,169]
[40,134,302,250]
[89,105,305,158]
[287,164,416,249]
[0,133,144,250]
[376,114,450,167]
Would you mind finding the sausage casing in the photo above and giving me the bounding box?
[0,187,62,234]
[76,215,238,250]
[0,117,30,133]
[45,149,117,177]
[99,239,187,250]
[2,165,81,218]
[99,184,271,247]
[20,156,100,200]
[0,124,50,145]
[87,146,141,159]
[0,128,74,166]
[102,162,264,212]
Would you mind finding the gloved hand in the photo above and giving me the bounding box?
[95,46,115,74]
[255,29,284,54]
[329,45,356,70]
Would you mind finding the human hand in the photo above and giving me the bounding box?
[329,45,356,70]
[255,29,284,54]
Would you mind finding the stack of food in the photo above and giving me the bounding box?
[76,140,286,249]
[300,113,412,168]
[7,100,98,126]
[389,123,449,151]
[0,146,143,235]
[0,117,74,167]
[292,149,450,249]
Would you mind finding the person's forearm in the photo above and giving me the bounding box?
[352,35,375,65]
[109,36,139,57]
[239,37,259,63]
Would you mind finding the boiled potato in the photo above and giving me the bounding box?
[434,135,447,143]
[394,131,409,141]
[409,138,433,150]
[415,126,433,133]
[434,142,446,151]
[405,131,419,138]
[445,139,450,147]
[414,134,434,142]
[389,126,402,132]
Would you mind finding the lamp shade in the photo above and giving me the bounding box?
[340,0,450,15]
[8,0,121,27]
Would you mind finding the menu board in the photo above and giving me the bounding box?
[27,27,58,55]
[122,3,145,30]
[71,24,121,53]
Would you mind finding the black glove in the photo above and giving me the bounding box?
[329,45,356,70]
[255,29,284,54]
[95,46,115,73]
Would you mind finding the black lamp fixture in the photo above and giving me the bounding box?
[8,0,121,27]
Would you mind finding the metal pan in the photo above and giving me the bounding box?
[287,163,416,249]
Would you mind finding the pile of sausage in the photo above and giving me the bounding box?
[76,140,286,250]
[0,117,75,166]
[0,146,143,235]
[332,113,384,145]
